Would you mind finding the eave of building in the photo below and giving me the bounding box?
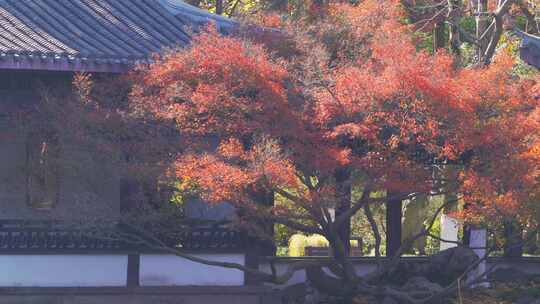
[516,30,540,69]
[157,0,237,29]
[0,53,139,73]
[0,0,236,73]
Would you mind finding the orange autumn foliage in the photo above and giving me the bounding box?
[129,1,539,227]
[318,40,538,218]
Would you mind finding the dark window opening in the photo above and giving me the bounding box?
[26,134,60,210]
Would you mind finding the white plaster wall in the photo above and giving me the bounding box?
[260,259,540,287]
[140,254,245,286]
[260,262,378,288]
[0,255,127,287]
[259,263,307,287]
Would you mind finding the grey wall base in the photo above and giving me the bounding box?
[0,287,279,304]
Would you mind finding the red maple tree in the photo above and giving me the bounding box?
[121,1,539,301]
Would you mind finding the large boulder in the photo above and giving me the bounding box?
[305,266,344,296]
[424,246,479,285]
[389,247,479,286]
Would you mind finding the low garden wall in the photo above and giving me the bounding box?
[0,253,246,287]
[259,256,540,287]
[0,286,278,304]
[139,254,245,286]
[0,256,537,304]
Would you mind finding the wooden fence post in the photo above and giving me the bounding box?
[127,254,140,287]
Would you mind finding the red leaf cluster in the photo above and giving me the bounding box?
[128,2,539,224]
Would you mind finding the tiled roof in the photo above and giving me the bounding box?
[0,221,245,253]
[0,0,236,73]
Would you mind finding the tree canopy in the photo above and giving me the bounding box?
[41,0,539,302]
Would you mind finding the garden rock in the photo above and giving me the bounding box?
[304,279,321,304]
[490,267,533,284]
[424,247,479,285]
[281,283,307,304]
[390,247,478,286]
[401,276,444,298]
[516,296,540,304]
[380,296,398,304]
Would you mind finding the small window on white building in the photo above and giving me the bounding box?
[26,134,60,210]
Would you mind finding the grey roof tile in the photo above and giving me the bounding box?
[0,0,236,72]
[516,31,540,69]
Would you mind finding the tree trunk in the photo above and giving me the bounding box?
[503,220,523,258]
[462,202,471,247]
[433,21,446,51]
[244,189,275,285]
[519,1,539,35]
[386,192,402,257]
[475,0,489,59]
[258,189,277,257]
[524,228,539,254]
[402,194,429,254]
[335,168,351,254]
[216,0,224,15]
[447,0,462,63]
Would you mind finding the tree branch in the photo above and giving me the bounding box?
[445,21,480,46]
[334,184,373,228]
[517,0,539,34]
[371,196,462,280]
[363,202,383,270]
[271,215,323,234]
[116,221,330,285]
[483,0,515,65]
[227,0,242,17]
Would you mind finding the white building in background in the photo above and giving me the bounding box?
[440,214,460,251]
[0,0,246,288]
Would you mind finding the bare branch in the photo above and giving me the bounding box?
[445,21,480,46]
[274,187,306,205]
[271,215,323,234]
[334,184,373,228]
[414,5,449,33]
[427,233,489,249]
[373,196,462,279]
[447,0,463,56]
[118,221,329,285]
[483,0,515,65]
[227,0,242,17]
[363,202,383,270]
